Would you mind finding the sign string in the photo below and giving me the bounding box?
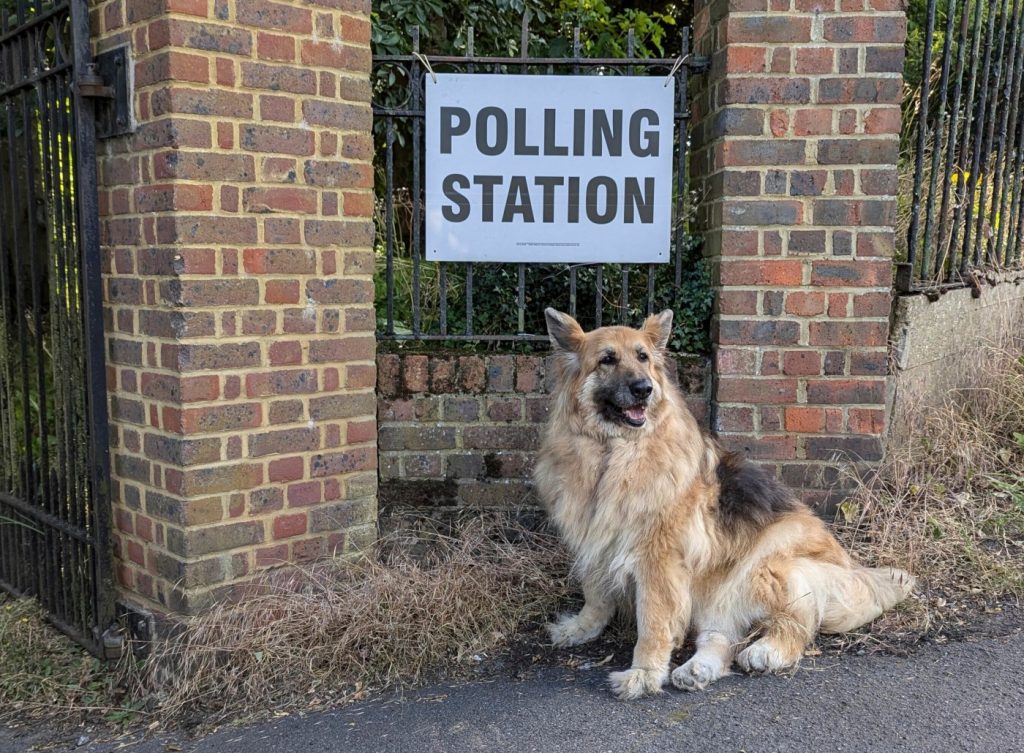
[413,51,437,84]
[663,54,690,87]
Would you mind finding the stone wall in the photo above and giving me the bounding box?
[890,273,1024,435]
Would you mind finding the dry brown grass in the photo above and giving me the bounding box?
[833,341,1024,639]
[142,516,570,726]
[0,595,146,726]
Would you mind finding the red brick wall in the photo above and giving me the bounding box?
[92,0,377,615]
[376,351,710,530]
[691,0,905,509]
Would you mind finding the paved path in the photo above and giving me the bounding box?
[6,630,1024,753]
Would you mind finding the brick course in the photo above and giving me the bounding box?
[93,0,376,615]
[377,352,710,531]
[691,0,903,509]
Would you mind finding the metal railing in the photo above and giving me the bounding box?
[0,0,115,656]
[372,26,708,343]
[901,0,1024,292]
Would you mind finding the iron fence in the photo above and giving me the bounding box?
[0,0,115,656]
[372,26,708,344]
[902,0,1024,292]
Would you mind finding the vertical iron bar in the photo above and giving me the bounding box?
[5,89,37,590]
[995,1,1024,264]
[921,0,961,280]
[439,263,448,336]
[410,28,422,336]
[988,0,1022,265]
[570,27,581,321]
[934,0,974,278]
[31,75,57,622]
[384,118,395,334]
[54,61,81,628]
[517,265,526,334]
[971,0,1011,266]
[22,79,50,602]
[595,267,603,327]
[674,30,689,311]
[622,28,634,325]
[950,0,988,278]
[569,267,577,317]
[517,13,528,335]
[620,268,629,324]
[0,77,17,599]
[464,27,474,336]
[71,0,116,641]
[905,0,938,277]
[1007,94,1024,262]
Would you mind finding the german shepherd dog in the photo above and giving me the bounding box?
[533,308,914,700]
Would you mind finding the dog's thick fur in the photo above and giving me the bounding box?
[533,309,914,700]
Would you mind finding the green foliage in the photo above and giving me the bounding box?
[372,0,687,59]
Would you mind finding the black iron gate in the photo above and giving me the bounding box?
[0,0,115,656]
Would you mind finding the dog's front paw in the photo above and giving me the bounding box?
[608,667,668,700]
[671,658,724,691]
[546,613,604,648]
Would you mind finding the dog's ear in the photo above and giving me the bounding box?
[545,308,584,352]
[642,309,674,350]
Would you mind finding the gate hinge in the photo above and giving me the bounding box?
[96,624,126,661]
[77,64,113,99]
[78,46,133,139]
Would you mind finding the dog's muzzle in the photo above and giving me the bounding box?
[600,378,653,428]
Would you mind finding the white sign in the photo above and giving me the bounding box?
[425,73,675,264]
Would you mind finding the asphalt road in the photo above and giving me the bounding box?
[5,630,1024,753]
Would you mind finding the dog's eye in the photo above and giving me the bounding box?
[599,353,617,366]
[637,351,649,362]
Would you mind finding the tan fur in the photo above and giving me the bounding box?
[534,309,915,699]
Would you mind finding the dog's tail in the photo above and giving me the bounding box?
[819,565,916,634]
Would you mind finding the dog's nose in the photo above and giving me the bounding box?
[629,378,653,400]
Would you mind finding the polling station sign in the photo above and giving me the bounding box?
[425,74,675,263]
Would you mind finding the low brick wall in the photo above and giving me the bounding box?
[376,350,710,532]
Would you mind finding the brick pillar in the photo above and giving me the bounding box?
[690,0,905,509]
[91,0,377,614]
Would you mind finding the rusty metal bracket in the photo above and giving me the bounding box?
[78,46,132,138]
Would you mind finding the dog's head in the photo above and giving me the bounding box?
[545,307,674,437]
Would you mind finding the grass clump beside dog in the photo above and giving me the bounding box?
[833,342,1024,640]
[145,518,570,726]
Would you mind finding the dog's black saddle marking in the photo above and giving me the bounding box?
[716,452,802,528]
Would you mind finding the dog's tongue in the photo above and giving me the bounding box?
[624,406,646,423]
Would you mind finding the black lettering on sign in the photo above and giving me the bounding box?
[476,107,508,156]
[586,176,617,224]
[543,109,568,156]
[567,177,580,223]
[534,176,564,222]
[442,174,470,221]
[623,177,654,224]
[473,175,503,221]
[630,109,660,157]
[502,176,535,222]
[514,108,539,156]
[592,110,623,157]
[440,107,470,154]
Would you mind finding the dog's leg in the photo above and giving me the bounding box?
[671,629,737,691]
[736,565,818,674]
[547,578,614,648]
[609,564,689,700]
